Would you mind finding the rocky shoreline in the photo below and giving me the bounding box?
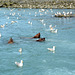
[0,0,75,9]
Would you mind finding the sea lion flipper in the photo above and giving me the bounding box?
[8,38,14,44]
[32,33,40,38]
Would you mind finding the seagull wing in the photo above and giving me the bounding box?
[47,48,53,51]
[15,62,20,66]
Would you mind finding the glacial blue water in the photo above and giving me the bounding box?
[0,8,75,75]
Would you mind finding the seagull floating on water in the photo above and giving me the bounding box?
[51,29,58,33]
[0,24,5,28]
[15,60,23,67]
[49,25,57,33]
[28,21,32,25]
[0,33,1,38]
[47,46,56,53]
[49,25,56,31]
[19,48,22,54]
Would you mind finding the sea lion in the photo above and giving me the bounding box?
[8,38,14,44]
[36,38,45,42]
[32,33,40,38]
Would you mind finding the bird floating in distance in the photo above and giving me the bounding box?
[15,60,23,67]
[49,25,56,31]
[0,33,1,38]
[50,29,58,33]
[47,46,56,53]
[49,25,57,33]
[19,48,22,54]
[0,24,5,28]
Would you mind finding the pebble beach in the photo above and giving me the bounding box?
[0,0,75,9]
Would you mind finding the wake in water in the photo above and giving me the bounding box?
[61,26,75,30]
[45,68,75,75]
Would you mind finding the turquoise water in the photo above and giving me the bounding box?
[0,8,75,75]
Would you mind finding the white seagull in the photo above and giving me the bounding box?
[47,46,56,53]
[15,60,23,67]
[0,33,1,38]
[49,25,56,31]
[0,24,5,28]
[28,21,30,24]
[19,48,22,54]
[51,29,58,33]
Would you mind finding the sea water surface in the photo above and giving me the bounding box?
[0,8,75,75]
